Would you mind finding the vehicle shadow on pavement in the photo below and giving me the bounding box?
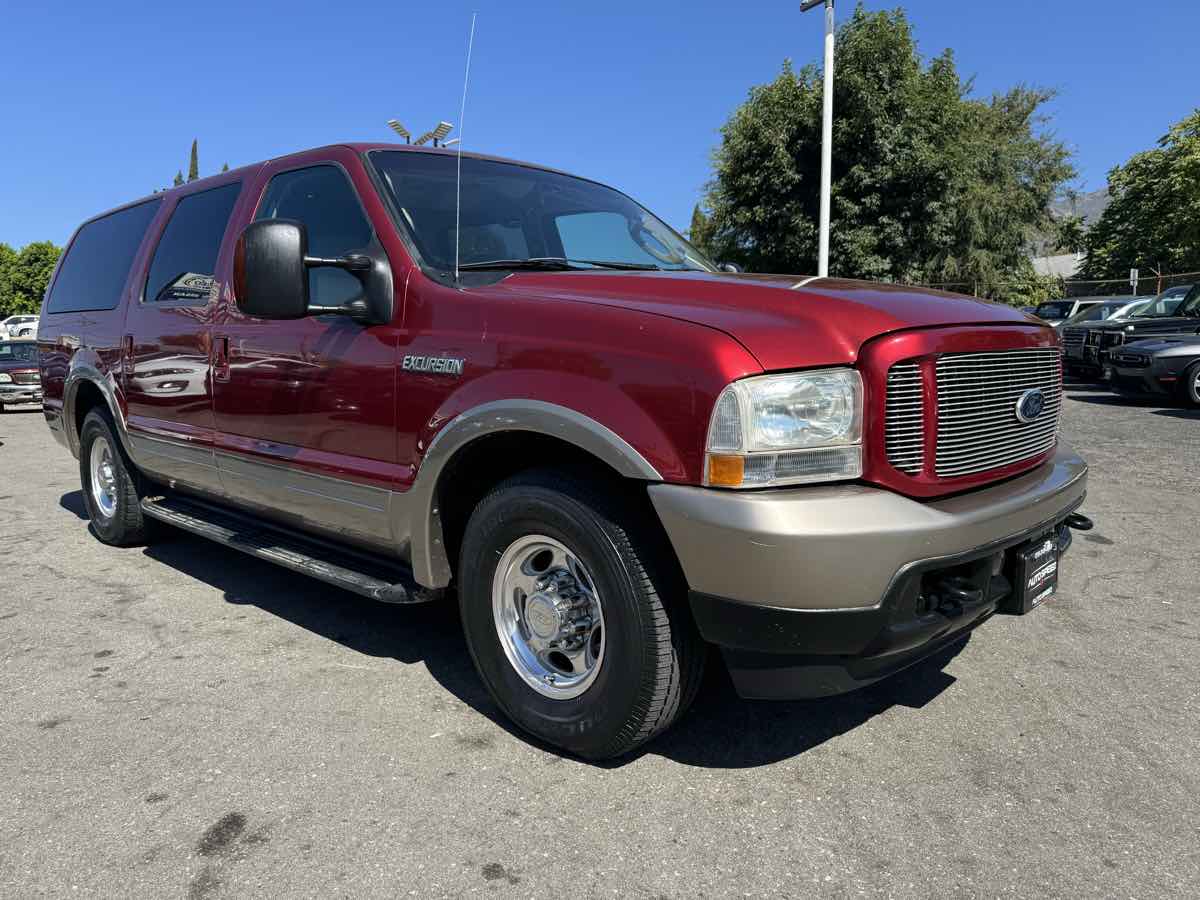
[60,490,89,520]
[1065,392,1197,418]
[104,509,965,770]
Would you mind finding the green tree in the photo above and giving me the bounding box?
[688,204,711,254]
[0,241,62,317]
[221,162,230,173]
[1081,109,1200,279]
[173,170,184,187]
[700,6,1074,300]
[0,243,17,314]
[188,139,200,182]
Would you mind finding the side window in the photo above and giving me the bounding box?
[45,199,162,313]
[144,182,241,304]
[254,165,373,307]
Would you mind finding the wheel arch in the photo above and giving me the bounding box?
[62,359,131,461]
[406,400,664,589]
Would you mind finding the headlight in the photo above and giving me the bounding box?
[704,368,863,488]
[0,373,11,383]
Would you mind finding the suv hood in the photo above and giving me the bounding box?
[1093,316,1200,338]
[480,271,1040,370]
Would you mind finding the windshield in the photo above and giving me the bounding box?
[1065,303,1122,324]
[1134,297,1183,317]
[1034,301,1074,319]
[1178,283,1200,317]
[370,151,714,277]
[0,343,37,363]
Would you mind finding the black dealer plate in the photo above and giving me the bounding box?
[1013,534,1059,614]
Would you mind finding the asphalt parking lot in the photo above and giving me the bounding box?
[1,384,1198,899]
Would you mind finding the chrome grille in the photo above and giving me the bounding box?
[11,372,40,385]
[934,348,1061,478]
[884,362,924,475]
[1060,327,1086,348]
[1100,331,1126,348]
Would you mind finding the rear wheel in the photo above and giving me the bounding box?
[1183,361,1200,408]
[79,409,152,546]
[458,469,704,759]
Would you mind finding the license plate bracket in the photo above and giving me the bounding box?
[1000,533,1059,614]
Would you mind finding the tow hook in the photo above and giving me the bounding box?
[1058,512,1095,555]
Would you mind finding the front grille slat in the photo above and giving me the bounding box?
[884,362,924,476]
[884,347,1062,482]
[11,372,39,385]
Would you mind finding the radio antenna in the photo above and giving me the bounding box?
[454,12,478,285]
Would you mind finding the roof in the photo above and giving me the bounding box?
[73,143,597,236]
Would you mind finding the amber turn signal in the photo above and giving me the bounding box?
[706,454,745,487]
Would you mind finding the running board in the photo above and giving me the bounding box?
[140,494,433,604]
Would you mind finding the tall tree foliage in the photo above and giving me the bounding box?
[700,6,1074,299]
[0,241,62,317]
[1081,109,1200,279]
[188,139,200,182]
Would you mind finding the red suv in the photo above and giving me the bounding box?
[38,144,1090,758]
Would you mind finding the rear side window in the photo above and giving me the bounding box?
[46,199,162,313]
[144,182,242,304]
[254,166,373,307]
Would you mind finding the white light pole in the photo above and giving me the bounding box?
[801,0,835,277]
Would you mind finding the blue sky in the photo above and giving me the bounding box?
[2,0,1196,249]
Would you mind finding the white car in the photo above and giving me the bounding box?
[1,315,39,338]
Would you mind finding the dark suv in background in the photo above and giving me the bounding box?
[1084,284,1198,377]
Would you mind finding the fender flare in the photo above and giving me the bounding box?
[406,400,662,588]
[62,363,132,460]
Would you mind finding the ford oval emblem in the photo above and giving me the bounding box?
[1015,388,1045,423]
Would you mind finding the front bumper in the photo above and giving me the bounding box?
[648,443,1088,698]
[0,385,42,405]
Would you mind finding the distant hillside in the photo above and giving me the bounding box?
[1051,188,1110,227]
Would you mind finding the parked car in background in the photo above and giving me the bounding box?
[2,315,40,338]
[1084,284,1199,378]
[0,340,41,411]
[1031,297,1117,327]
[1110,335,1200,407]
[1058,297,1149,377]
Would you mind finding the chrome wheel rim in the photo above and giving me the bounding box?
[89,436,118,520]
[491,535,606,700]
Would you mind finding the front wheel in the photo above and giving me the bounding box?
[79,409,153,546]
[458,470,704,759]
[1182,361,1200,409]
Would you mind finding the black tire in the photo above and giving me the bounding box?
[1182,361,1200,408]
[78,409,152,546]
[458,469,704,759]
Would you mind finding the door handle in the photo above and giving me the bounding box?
[213,335,230,382]
[122,334,134,377]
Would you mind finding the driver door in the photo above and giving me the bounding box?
[211,150,401,551]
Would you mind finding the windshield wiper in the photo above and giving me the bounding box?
[568,259,661,271]
[457,257,661,272]
[458,258,578,271]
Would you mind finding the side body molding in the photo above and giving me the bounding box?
[403,400,663,588]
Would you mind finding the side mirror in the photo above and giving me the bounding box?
[234,220,310,320]
[234,220,393,324]
[719,262,744,274]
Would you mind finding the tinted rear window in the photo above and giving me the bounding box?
[145,182,241,304]
[46,199,162,313]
